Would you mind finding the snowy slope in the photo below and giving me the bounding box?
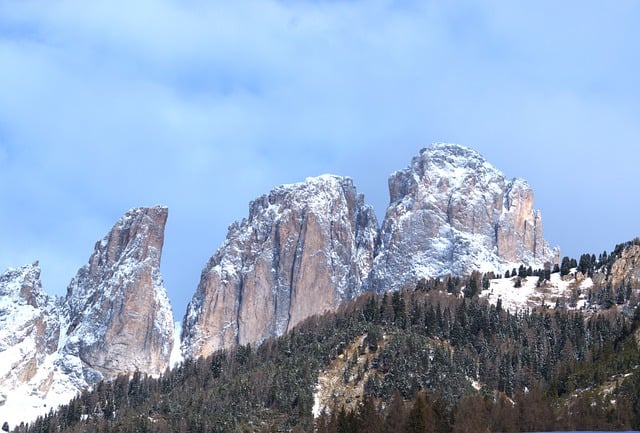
[479,270,592,313]
[0,263,80,428]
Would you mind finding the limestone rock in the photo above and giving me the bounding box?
[182,175,378,358]
[609,242,640,290]
[0,207,175,428]
[369,143,558,292]
[62,206,174,380]
[0,263,59,388]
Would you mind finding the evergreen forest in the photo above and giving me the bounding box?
[17,265,640,433]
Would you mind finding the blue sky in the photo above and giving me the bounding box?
[1,1,639,318]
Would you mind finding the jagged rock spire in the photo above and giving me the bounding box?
[63,205,174,380]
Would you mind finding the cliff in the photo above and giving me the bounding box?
[182,175,378,358]
[62,206,174,380]
[369,143,558,292]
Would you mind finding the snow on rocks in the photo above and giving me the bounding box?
[182,175,379,358]
[369,143,558,293]
[0,206,175,428]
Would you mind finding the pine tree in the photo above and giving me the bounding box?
[356,396,383,433]
[560,256,572,276]
[453,396,490,433]
[464,276,478,299]
[404,392,435,433]
[383,390,406,433]
[337,407,356,433]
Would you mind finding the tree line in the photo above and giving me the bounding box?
[14,273,640,433]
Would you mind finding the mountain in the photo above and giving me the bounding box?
[0,263,60,412]
[0,206,174,427]
[608,239,640,290]
[182,144,559,356]
[369,144,558,292]
[4,143,640,432]
[181,175,378,359]
[62,205,174,381]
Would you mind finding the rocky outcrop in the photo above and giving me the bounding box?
[369,144,558,292]
[0,263,59,388]
[497,180,549,262]
[182,175,378,358]
[0,207,175,428]
[609,241,640,290]
[62,206,174,380]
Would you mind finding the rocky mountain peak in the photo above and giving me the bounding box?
[0,262,60,416]
[182,175,378,358]
[370,143,558,292]
[388,144,499,202]
[0,207,176,428]
[66,206,168,316]
[0,262,46,309]
[62,205,174,380]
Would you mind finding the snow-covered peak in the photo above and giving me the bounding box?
[66,205,168,314]
[246,174,361,223]
[0,262,54,349]
[278,173,350,190]
[421,142,491,166]
[0,262,48,308]
[415,143,501,178]
[389,143,513,204]
[0,206,175,429]
[371,144,557,293]
[0,263,64,429]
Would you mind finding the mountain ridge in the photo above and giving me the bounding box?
[182,143,559,357]
[1,143,564,426]
[17,268,640,433]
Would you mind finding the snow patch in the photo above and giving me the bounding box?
[480,272,589,313]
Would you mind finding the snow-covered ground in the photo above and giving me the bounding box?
[479,270,592,313]
[0,320,184,430]
[0,372,79,429]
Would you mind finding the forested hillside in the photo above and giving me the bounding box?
[17,273,640,433]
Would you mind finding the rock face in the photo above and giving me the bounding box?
[62,206,174,380]
[182,175,378,358]
[0,263,59,391]
[369,144,558,292]
[609,241,640,290]
[0,206,174,428]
